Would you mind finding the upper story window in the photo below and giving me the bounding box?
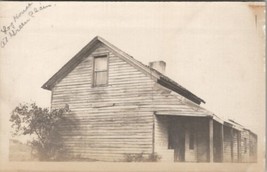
[93,55,108,87]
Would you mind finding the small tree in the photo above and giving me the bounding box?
[10,103,72,161]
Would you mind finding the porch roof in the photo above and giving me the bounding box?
[225,119,246,131]
[154,110,224,124]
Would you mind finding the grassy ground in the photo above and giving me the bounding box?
[1,162,263,172]
[9,139,37,161]
[9,139,98,162]
[7,139,263,171]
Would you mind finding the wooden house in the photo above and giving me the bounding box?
[42,36,257,162]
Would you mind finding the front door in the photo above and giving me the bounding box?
[169,120,185,162]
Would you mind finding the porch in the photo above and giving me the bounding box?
[153,111,224,162]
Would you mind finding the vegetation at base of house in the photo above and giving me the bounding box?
[123,152,161,162]
[62,154,99,162]
[10,103,74,161]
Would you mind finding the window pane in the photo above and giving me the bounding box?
[95,71,107,86]
[94,56,107,71]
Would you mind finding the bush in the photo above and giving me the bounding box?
[123,152,161,162]
[148,152,161,162]
[10,103,73,161]
[124,152,145,162]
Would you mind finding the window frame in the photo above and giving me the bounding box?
[92,53,109,87]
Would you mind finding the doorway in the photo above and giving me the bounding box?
[168,119,185,162]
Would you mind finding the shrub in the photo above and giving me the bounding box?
[123,152,161,162]
[10,103,73,161]
[147,152,161,162]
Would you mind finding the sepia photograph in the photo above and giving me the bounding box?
[0,2,265,172]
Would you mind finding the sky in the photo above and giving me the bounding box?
[0,2,265,166]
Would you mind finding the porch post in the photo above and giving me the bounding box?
[221,124,224,162]
[237,131,241,162]
[152,114,155,154]
[209,118,214,162]
[230,128,234,162]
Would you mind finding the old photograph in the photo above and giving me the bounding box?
[0,2,265,172]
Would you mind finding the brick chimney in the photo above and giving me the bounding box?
[149,61,166,74]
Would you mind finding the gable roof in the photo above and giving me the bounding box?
[42,36,205,105]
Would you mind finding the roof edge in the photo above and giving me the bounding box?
[41,36,101,90]
[41,36,205,105]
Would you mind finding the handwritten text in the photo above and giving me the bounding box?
[0,3,53,48]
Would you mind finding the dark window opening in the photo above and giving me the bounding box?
[93,55,108,87]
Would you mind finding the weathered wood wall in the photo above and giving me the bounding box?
[213,121,223,162]
[52,43,156,161]
[223,126,232,162]
[240,130,250,163]
[50,41,257,162]
[51,40,215,161]
[154,116,174,162]
[232,130,239,162]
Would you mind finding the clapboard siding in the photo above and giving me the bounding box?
[46,37,257,162]
[223,126,232,162]
[52,43,156,161]
[240,130,250,162]
[154,115,173,161]
[51,41,210,161]
[232,130,239,162]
